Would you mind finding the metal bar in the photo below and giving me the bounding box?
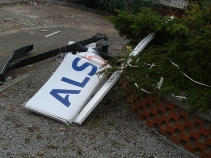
[10,33,107,70]
[77,44,114,60]
[0,45,33,84]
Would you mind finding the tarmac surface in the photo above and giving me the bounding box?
[0,0,126,86]
[0,1,198,158]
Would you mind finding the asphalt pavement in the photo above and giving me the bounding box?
[0,0,126,89]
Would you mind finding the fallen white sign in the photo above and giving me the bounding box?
[23,33,154,124]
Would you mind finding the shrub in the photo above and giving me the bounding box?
[82,0,98,8]
[82,0,157,13]
[108,2,211,113]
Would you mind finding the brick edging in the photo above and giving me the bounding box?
[127,93,211,158]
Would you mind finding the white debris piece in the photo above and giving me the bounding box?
[44,31,61,38]
[5,76,12,82]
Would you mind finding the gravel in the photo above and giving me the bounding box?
[0,57,199,158]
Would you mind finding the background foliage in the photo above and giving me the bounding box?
[82,0,157,13]
[108,2,211,113]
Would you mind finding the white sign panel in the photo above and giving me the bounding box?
[74,33,155,124]
[24,53,107,123]
[24,33,154,124]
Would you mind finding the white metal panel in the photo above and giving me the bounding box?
[24,53,107,123]
[74,33,155,124]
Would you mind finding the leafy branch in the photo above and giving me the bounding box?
[108,2,211,113]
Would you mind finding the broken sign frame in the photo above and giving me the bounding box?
[23,33,155,124]
[0,33,107,85]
